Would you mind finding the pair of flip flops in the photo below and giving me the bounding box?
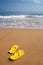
[8,45,24,61]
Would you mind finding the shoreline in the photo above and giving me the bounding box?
[0,28,43,30]
[0,28,43,65]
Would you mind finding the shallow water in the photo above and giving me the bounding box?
[0,15,43,29]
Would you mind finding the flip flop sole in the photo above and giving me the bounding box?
[9,50,24,61]
[8,45,19,54]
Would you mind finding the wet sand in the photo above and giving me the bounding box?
[0,28,43,65]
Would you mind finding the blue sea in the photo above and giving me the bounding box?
[0,12,43,29]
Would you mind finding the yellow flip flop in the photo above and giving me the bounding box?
[9,50,24,61]
[8,45,19,54]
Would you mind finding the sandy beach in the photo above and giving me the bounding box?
[0,28,43,65]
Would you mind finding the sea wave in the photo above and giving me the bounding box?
[0,15,43,29]
[0,15,25,18]
[0,15,43,18]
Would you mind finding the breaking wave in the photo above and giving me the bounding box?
[0,15,43,29]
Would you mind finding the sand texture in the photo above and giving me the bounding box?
[0,29,43,65]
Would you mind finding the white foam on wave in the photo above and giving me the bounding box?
[0,15,43,19]
[25,15,43,18]
[0,15,25,18]
[34,15,43,18]
[0,15,43,29]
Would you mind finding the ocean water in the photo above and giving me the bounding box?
[0,12,43,29]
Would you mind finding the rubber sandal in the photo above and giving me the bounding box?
[8,45,19,54]
[9,50,24,61]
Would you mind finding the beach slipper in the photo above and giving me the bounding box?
[8,45,19,54]
[9,50,24,61]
